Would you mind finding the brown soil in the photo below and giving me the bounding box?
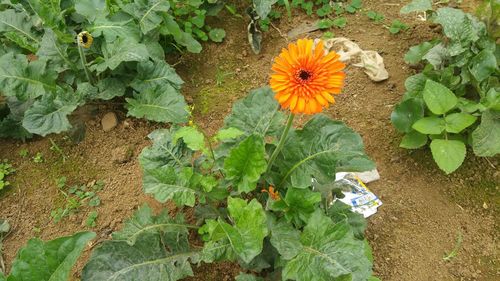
[0,1,498,280]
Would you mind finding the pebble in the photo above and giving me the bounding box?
[101,112,118,132]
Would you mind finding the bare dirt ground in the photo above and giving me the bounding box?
[0,1,498,280]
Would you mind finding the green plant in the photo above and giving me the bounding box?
[32,152,44,163]
[443,231,463,261]
[366,11,384,23]
[18,149,28,158]
[0,0,226,139]
[388,19,409,34]
[85,211,99,228]
[0,159,15,191]
[80,86,378,280]
[391,7,499,174]
[0,231,95,281]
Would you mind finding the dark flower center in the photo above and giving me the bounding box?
[82,35,88,43]
[298,69,312,81]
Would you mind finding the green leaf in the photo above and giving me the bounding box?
[208,28,226,42]
[332,17,347,28]
[400,130,428,149]
[404,73,427,98]
[75,0,107,22]
[224,87,286,138]
[91,39,149,73]
[391,98,425,133]
[267,214,302,260]
[224,135,267,193]
[139,129,193,171]
[434,8,479,43]
[0,9,40,51]
[253,0,278,19]
[96,78,126,100]
[282,210,373,281]
[327,201,367,239]
[472,110,500,157]
[270,187,321,226]
[200,198,268,264]
[22,92,78,136]
[412,117,445,135]
[400,0,432,14]
[122,0,171,34]
[163,15,202,53]
[7,232,95,281]
[278,115,375,189]
[422,80,457,115]
[469,50,497,82]
[26,0,64,30]
[125,86,189,123]
[143,166,200,206]
[214,127,244,141]
[131,60,183,93]
[404,41,435,64]
[89,15,141,43]
[430,139,466,174]
[112,204,192,245]
[36,28,72,72]
[0,53,57,100]
[0,115,32,140]
[235,273,264,281]
[82,232,197,281]
[444,113,477,133]
[422,43,447,67]
[174,126,206,152]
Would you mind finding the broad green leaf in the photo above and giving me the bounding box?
[430,139,466,174]
[391,98,425,133]
[7,232,95,281]
[327,201,367,239]
[162,15,202,53]
[422,43,447,67]
[139,129,193,170]
[125,86,189,123]
[75,0,107,22]
[422,80,457,115]
[208,28,226,42]
[278,115,375,189]
[472,110,500,157]
[404,73,427,98]
[0,9,40,51]
[143,166,200,206]
[404,41,435,64]
[28,0,64,30]
[214,127,244,141]
[270,187,321,226]
[174,126,206,152]
[400,0,432,14]
[267,214,302,260]
[96,78,126,100]
[82,232,197,281]
[22,92,78,136]
[224,135,267,193]
[36,29,72,72]
[122,0,171,34]
[399,130,428,149]
[112,204,192,245]
[224,87,286,138]
[91,39,149,73]
[434,8,479,43]
[253,0,278,19]
[469,50,497,82]
[282,210,373,281]
[235,273,264,281]
[131,60,183,93]
[0,272,4,281]
[0,115,32,140]
[412,117,445,135]
[200,198,268,264]
[89,15,141,43]
[444,113,477,133]
[0,53,57,100]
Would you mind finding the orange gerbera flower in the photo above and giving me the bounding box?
[270,39,345,114]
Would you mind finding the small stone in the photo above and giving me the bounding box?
[482,202,488,209]
[111,145,135,164]
[101,112,118,132]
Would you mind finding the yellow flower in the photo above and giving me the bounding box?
[270,39,345,114]
[77,31,93,48]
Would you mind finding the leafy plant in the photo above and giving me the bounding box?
[32,152,44,163]
[388,19,409,34]
[81,86,378,280]
[0,0,225,139]
[366,11,384,23]
[0,231,95,281]
[0,160,15,191]
[391,7,499,174]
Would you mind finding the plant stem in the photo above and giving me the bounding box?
[284,0,292,21]
[266,112,294,174]
[78,44,94,85]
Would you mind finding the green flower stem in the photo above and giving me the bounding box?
[284,0,292,21]
[78,44,94,85]
[267,112,294,173]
